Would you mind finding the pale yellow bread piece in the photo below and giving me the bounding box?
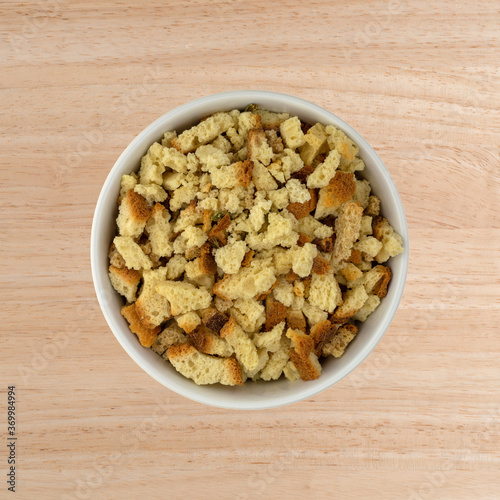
[229,298,265,333]
[259,336,292,381]
[372,216,404,263]
[135,267,171,328]
[255,109,290,129]
[253,321,285,353]
[237,111,262,139]
[280,116,305,149]
[139,142,168,185]
[354,235,383,260]
[220,317,259,371]
[243,348,270,380]
[113,236,152,271]
[119,174,138,201]
[176,311,202,334]
[325,125,359,169]
[299,123,327,165]
[308,274,342,314]
[246,212,299,251]
[171,112,234,153]
[306,149,341,189]
[339,262,363,283]
[252,160,278,191]
[213,258,277,301]
[283,360,301,381]
[133,183,168,205]
[247,128,274,166]
[145,203,174,258]
[156,280,212,316]
[352,294,380,322]
[330,285,368,324]
[167,343,243,386]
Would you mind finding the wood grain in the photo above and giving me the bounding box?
[1,1,499,499]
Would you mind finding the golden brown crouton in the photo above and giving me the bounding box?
[348,248,362,264]
[340,262,363,283]
[241,250,255,268]
[287,189,318,220]
[372,216,388,240]
[286,270,300,283]
[311,256,331,276]
[199,242,217,274]
[286,328,314,358]
[116,189,151,238]
[202,209,212,232]
[291,164,315,182]
[201,308,229,334]
[332,201,364,264]
[121,303,160,347]
[286,326,323,380]
[363,265,392,298]
[315,236,335,253]
[286,309,307,332]
[187,324,233,357]
[297,233,312,247]
[289,350,322,381]
[209,212,231,238]
[265,295,288,331]
[322,323,358,358]
[315,171,356,220]
[108,265,141,303]
[310,320,337,355]
[265,129,284,153]
[235,159,254,187]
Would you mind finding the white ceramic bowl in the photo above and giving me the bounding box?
[91,90,409,410]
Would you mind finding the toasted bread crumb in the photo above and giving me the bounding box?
[121,304,160,347]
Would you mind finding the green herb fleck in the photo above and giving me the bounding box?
[244,104,258,112]
[211,211,226,222]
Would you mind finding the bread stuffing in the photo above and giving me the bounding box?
[108,107,404,385]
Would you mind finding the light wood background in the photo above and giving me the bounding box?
[1,1,499,499]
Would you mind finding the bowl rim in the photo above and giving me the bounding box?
[91,90,409,410]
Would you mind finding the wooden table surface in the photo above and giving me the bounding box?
[1,1,499,499]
